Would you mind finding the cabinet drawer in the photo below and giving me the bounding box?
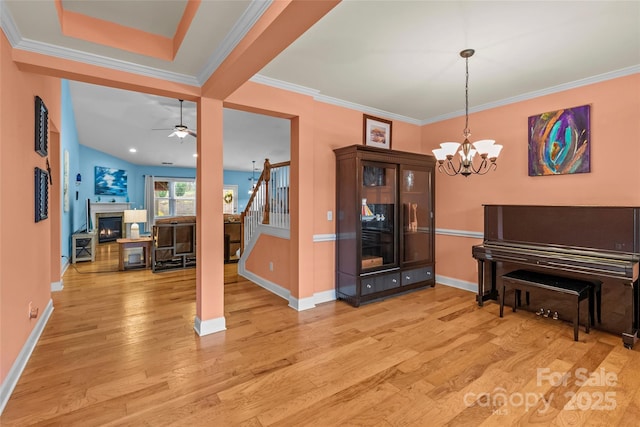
[379,273,401,291]
[361,272,401,295]
[361,277,377,295]
[402,266,433,286]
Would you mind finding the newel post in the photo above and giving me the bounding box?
[262,158,271,224]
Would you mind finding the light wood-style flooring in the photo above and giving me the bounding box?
[2,243,640,426]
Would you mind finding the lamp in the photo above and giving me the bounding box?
[432,49,503,177]
[173,127,189,138]
[247,160,257,195]
[124,209,147,239]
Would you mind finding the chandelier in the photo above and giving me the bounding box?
[432,49,503,177]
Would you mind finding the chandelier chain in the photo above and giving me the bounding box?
[464,56,470,137]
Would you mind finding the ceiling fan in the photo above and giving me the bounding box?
[154,99,197,139]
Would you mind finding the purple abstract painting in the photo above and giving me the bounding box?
[528,105,590,176]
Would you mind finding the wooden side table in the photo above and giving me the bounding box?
[116,237,152,271]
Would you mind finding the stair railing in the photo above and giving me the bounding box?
[241,159,290,254]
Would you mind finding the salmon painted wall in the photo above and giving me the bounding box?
[0,32,61,382]
[422,74,640,286]
[245,234,291,289]
[229,82,423,296]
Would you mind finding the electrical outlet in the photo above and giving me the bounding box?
[327,210,333,221]
[269,262,274,272]
[28,301,38,319]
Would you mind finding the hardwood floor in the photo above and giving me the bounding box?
[2,243,640,426]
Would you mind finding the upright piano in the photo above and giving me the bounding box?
[472,205,640,348]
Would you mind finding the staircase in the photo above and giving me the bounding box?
[241,159,290,253]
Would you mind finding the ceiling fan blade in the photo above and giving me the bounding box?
[168,131,177,137]
[187,130,197,138]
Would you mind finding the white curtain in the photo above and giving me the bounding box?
[144,175,155,233]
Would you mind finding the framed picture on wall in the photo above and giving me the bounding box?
[35,167,49,222]
[363,114,392,150]
[95,166,128,196]
[528,104,590,176]
[35,96,48,157]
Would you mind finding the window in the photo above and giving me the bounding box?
[154,178,196,218]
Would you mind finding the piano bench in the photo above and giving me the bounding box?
[500,270,598,341]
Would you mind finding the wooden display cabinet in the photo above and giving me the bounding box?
[334,145,436,306]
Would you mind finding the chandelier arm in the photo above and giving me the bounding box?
[439,161,461,176]
[447,159,464,175]
[468,157,489,174]
[474,159,498,175]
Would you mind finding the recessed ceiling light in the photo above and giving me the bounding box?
[193,154,198,157]
[129,148,137,153]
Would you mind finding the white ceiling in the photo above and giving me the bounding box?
[3,1,639,170]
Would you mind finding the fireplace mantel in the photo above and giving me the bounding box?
[90,202,130,232]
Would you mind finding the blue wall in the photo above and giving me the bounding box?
[75,147,254,219]
[224,170,255,212]
[77,147,198,211]
[61,79,255,262]
[60,80,82,264]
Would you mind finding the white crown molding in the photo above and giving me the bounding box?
[251,64,640,126]
[5,0,637,125]
[1,0,271,87]
[0,0,198,86]
[250,74,320,97]
[197,0,272,84]
[0,0,21,46]
[315,92,423,126]
[12,38,200,86]
[250,74,423,125]
[422,65,640,125]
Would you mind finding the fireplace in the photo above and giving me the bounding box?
[96,212,124,243]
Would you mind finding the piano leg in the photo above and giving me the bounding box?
[476,260,499,307]
[623,280,640,349]
[476,259,485,306]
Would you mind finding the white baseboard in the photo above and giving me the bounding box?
[436,274,477,293]
[51,279,64,292]
[239,227,335,311]
[194,316,226,336]
[239,269,291,302]
[239,264,336,311]
[0,299,54,415]
[289,295,316,311]
[314,289,336,305]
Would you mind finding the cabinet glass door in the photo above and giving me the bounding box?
[360,162,397,271]
[401,166,433,265]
